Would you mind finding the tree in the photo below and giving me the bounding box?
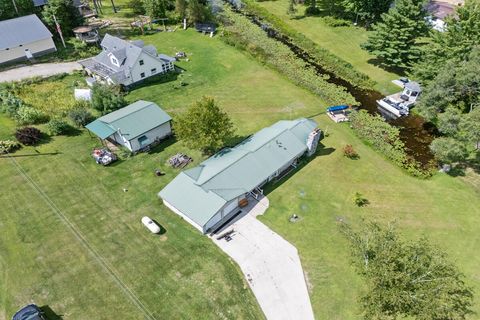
[459,108,480,151]
[343,0,393,24]
[437,107,462,136]
[175,0,187,18]
[175,96,235,154]
[430,137,469,164]
[42,0,83,37]
[91,84,126,115]
[68,102,94,127]
[417,47,480,122]
[287,0,297,16]
[341,221,474,319]
[142,0,167,18]
[187,0,210,23]
[362,0,429,69]
[128,0,146,15]
[413,0,480,83]
[304,0,320,15]
[0,0,34,20]
[15,127,42,145]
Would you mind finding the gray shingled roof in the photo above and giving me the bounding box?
[79,34,174,84]
[0,14,53,50]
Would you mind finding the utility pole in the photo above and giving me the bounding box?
[11,0,19,15]
[53,14,66,49]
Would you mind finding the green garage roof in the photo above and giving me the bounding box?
[159,118,318,229]
[86,100,172,140]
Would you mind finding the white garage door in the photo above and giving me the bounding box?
[223,199,238,216]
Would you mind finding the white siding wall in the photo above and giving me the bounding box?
[162,200,204,233]
[0,38,56,64]
[128,122,171,152]
[204,197,240,233]
[129,52,170,84]
[111,131,132,151]
[204,210,223,233]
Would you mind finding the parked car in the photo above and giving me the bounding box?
[141,216,161,234]
[12,304,45,320]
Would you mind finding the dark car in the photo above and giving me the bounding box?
[12,304,45,320]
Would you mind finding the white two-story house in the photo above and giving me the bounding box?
[79,34,175,88]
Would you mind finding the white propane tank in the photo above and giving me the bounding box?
[141,216,161,234]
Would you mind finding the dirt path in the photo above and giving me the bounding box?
[0,62,82,82]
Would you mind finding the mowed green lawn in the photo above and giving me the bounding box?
[1,29,480,320]
[256,0,401,94]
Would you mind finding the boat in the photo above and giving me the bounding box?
[376,81,422,118]
[327,105,350,123]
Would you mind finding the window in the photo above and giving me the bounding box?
[151,68,157,74]
[138,135,150,147]
[139,60,144,65]
[140,72,145,78]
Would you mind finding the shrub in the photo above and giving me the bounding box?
[68,104,94,127]
[321,16,351,27]
[15,106,48,125]
[46,118,71,136]
[15,127,43,145]
[91,84,126,115]
[0,91,24,117]
[343,144,359,159]
[354,192,369,207]
[0,140,21,153]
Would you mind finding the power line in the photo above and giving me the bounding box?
[4,152,157,320]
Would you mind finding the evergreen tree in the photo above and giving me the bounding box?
[91,84,126,115]
[42,0,83,37]
[287,0,297,16]
[304,0,319,15]
[175,97,235,154]
[362,0,428,68]
[413,0,480,83]
[187,0,210,23]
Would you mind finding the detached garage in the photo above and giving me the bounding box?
[159,118,322,234]
[0,14,57,65]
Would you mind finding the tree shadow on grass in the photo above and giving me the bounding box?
[40,305,63,320]
[367,58,406,76]
[147,136,178,155]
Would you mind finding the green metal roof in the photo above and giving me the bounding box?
[85,100,172,140]
[159,118,318,228]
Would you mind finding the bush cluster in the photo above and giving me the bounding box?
[349,110,433,178]
[343,144,359,159]
[46,118,71,136]
[16,106,48,125]
[0,140,21,153]
[15,127,43,146]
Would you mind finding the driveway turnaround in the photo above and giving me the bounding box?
[212,197,314,320]
[0,62,82,82]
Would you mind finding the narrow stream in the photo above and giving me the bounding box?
[224,3,437,165]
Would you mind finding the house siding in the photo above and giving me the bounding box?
[127,122,172,152]
[0,38,56,65]
[129,52,172,84]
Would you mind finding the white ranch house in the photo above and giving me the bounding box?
[159,119,322,234]
[79,34,176,87]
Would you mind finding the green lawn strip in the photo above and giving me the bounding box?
[255,0,401,95]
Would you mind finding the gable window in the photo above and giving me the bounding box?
[151,68,157,74]
[139,60,144,65]
[140,72,145,78]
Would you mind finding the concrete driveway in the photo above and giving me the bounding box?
[212,197,314,320]
[0,62,82,82]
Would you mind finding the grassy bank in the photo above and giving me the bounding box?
[255,0,401,94]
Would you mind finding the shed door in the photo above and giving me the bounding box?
[223,200,238,217]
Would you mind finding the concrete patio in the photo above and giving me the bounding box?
[211,196,314,320]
